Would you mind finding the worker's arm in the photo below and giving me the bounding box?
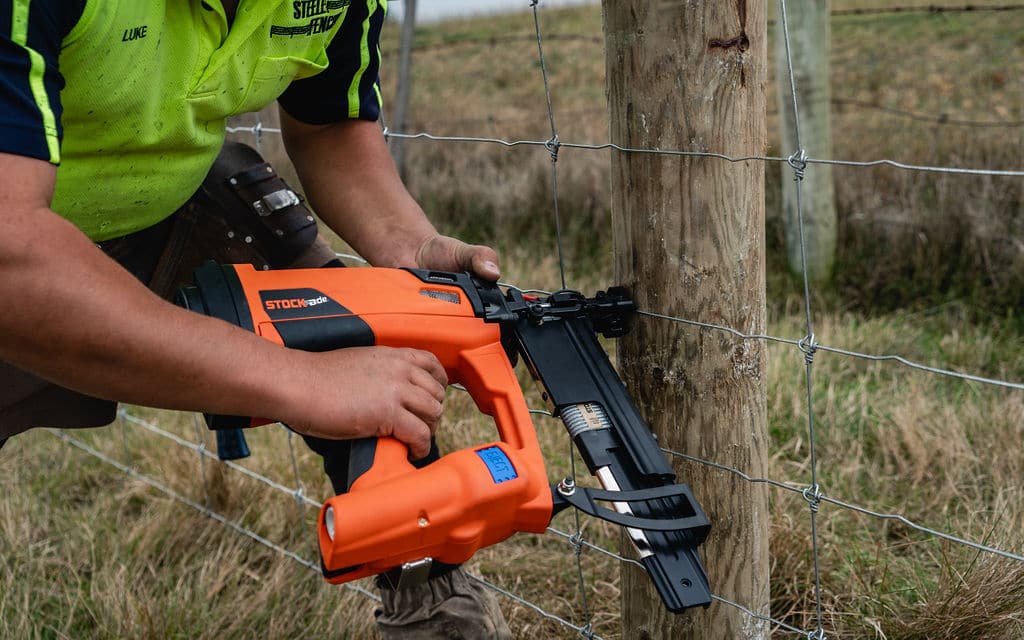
[0,152,443,457]
[278,114,501,280]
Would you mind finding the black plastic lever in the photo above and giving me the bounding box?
[551,481,711,536]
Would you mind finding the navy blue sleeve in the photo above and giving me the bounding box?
[0,0,85,163]
[277,0,386,124]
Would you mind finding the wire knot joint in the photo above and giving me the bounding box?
[787,149,808,182]
[798,333,818,365]
[569,530,585,556]
[802,484,824,514]
[544,134,561,163]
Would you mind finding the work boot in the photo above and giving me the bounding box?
[374,567,512,640]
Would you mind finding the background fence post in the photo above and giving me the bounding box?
[390,0,417,179]
[602,2,771,638]
[776,0,837,282]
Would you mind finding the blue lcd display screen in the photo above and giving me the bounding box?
[475,447,518,484]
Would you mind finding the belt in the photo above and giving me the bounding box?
[374,559,460,591]
[94,215,177,284]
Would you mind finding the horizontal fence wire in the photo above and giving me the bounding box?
[225,124,1024,178]
[120,410,321,509]
[831,98,1024,128]
[47,428,379,602]
[831,3,1024,16]
[55,414,612,638]
[660,447,1024,565]
[379,4,1024,55]
[635,309,1024,391]
[392,99,1024,131]
[75,403,824,639]
[386,130,1024,178]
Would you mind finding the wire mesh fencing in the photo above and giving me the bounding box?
[42,1,1024,638]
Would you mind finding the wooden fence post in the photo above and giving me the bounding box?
[602,2,771,638]
[390,0,417,179]
[776,0,836,282]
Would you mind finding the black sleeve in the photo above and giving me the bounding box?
[0,0,86,163]
[277,0,386,125]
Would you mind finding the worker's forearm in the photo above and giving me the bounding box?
[0,208,302,422]
[280,115,436,267]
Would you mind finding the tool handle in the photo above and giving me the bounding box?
[315,338,551,582]
[318,437,548,583]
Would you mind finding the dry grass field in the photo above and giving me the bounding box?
[2,2,1022,639]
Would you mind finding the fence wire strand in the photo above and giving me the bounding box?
[378,5,1024,55]
[529,3,593,635]
[637,309,1024,391]
[47,428,380,603]
[661,447,1024,564]
[121,410,322,510]
[228,124,1024,178]
[780,0,827,635]
[104,407,829,638]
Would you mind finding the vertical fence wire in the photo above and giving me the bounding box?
[529,3,593,635]
[777,1,827,636]
[530,0,568,292]
[283,428,308,509]
[191,413,213,508]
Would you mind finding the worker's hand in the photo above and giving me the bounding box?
[283,346,448,459]
[415,234,501,282]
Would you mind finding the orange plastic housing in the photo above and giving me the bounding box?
[228,265,553,582]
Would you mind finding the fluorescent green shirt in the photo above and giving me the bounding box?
[1,0,385,240]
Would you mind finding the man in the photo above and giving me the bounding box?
[0,0,511,637]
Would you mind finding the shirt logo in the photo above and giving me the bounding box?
[271,0,351,37]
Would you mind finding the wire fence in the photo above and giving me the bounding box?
[43,1,1024,638]
[365,99,1024,134]
[378,3,1024,55]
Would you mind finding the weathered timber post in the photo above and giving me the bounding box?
[776,0,836,282]
[602,2,770,639]
[390,0,417,179]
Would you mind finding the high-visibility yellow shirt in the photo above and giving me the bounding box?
[0,0,385,240]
